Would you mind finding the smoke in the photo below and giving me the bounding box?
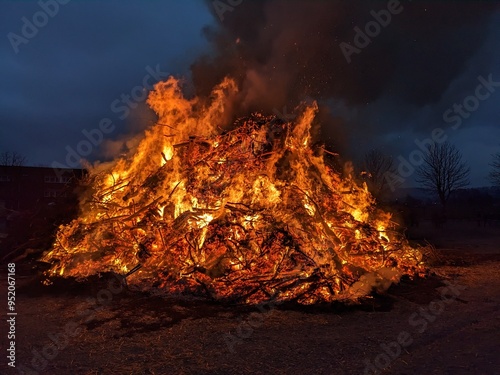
[194,0,499,155]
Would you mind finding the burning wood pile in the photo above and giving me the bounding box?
[42,77,424,304]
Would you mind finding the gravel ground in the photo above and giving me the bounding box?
[1,221,499,375]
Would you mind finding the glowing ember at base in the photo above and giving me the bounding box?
[42,77,424,304]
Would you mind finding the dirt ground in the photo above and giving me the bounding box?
[1,220,499,375]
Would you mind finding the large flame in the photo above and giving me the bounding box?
[42,77,424,304]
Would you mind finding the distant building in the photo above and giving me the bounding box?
[0,166,86,234]
[0,165,85,209]
[0,200,6,235]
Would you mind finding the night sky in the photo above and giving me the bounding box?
[1,0,499,187]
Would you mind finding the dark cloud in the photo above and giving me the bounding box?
[0,0,499,186]
[0,0,212,165]
[196,1,497,109]
[195,0,500,186]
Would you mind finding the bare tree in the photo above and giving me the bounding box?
[361,149,396,201]
[488,151,500,186]
[0,151,27,166]
[416,142,470,209]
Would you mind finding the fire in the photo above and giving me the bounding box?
[42,77,424,304]
[161,145,173,166]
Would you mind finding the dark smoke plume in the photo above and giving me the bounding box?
[193,0,498,154]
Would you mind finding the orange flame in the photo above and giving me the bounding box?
[42,77,424,304]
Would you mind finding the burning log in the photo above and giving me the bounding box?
[41,77,424,304]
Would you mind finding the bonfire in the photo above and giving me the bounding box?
[42,77,424,304]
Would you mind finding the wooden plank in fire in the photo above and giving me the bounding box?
[173,136,212,149]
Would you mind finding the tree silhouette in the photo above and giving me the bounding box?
[416,142,470,209]
[361,149,396,201]
[0,151,27,166]
[489,151,500,186]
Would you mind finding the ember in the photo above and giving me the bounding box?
[42,77,424,304]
